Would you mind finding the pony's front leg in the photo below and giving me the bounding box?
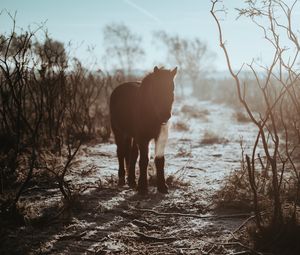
[155,124,169,193]
[155,156,168,193]
[137,141,149,194]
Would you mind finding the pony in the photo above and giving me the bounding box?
[110,66,177,194]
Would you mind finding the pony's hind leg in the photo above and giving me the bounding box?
[115,134,128,186]
[127,139,138,188]
[124,137,132,174]
[155,124,169,193]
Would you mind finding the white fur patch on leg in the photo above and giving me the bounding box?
[155,123,169,158]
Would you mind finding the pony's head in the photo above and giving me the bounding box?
[141,66,177,123]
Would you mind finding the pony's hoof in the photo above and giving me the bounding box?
[137,186,148,195]
[127,179,137,189]
[137,190,148,196]
[157,184,169,194]
[118,178,125,186]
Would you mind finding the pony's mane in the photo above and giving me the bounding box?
[141,67,166,88]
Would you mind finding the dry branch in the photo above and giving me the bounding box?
[133,208,253,219]
[133,231,177,242]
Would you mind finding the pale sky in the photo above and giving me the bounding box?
[1,0,299,72]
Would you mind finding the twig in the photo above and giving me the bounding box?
[132,219,158,230]
[133,231,177,242]
[233,211,268,234]
[199,238,263,255]
[58,231,87,241]
[202,244,216,255]
[230,252,250,255]
[133,208,253,219]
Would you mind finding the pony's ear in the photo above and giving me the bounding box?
[154,66,159,73]
[171,67,177,77]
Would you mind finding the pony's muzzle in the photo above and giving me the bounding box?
[162,112,171,123]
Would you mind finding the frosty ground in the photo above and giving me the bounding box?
[2,98,259,254]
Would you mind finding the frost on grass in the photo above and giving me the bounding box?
[233,111,250,123]
[172,120,190,131]
[180,105,209,119]
[201,130,229,145]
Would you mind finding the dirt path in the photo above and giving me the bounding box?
[2,99,258,254]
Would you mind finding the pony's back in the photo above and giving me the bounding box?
[110,82,140,137]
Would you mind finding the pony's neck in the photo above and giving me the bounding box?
[140,71,166,125]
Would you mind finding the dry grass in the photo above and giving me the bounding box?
[172,120,190,131]
[215,161,300,254]
[216,163,300,212]
[201,130,229,145]
[214,168,255,212]
[233,111,251,123]
[148,170,190,189]
[181,105,209,119]
[176,144,192,157]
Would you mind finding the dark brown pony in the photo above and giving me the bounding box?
[110,66,177,194]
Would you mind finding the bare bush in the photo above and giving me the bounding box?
[0,14,115,214]
[211,0,300,252]
[213,76,265,112]
[154,31,215,96]
[103,23,145,77]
